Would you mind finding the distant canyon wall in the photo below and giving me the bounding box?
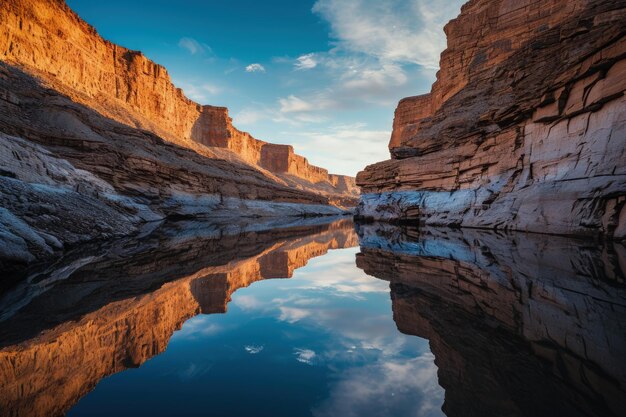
[0,0,353,187]
[356,0,626,238]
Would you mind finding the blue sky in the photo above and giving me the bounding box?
[66,0,464,176]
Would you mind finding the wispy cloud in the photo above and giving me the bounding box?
[233,108,268,125]
[312,0,462,69]
[294,348,317,365]
[174,80,223,104]
[232,107,392,174]
[287,123,391,175]
[288,0,464,110]
[279,306,312,323]
[245,63,266,73]
[294,53,318,70]
[178,37,212,55]
[279,95,315,113]
[244,345,264,354]
[312,354,444,417]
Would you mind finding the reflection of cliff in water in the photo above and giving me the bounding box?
[355,224,626,417]
[0,218,358,417]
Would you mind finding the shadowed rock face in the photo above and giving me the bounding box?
[0,218,358,417]
[356,0,626,238]
[355,224,626,417]
[0,62,352,269]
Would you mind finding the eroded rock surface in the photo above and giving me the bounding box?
[0,62,350,270]
[0,0,359,267]
[356,0,626,238]
[0,0,357,197]
[356,223,626,417]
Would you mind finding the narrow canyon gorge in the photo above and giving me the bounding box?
[356,0,626,238]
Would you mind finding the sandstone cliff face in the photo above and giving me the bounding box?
[356,224,626,417]
[356,0,626,238]
[0,0,359,267]
[0,61,353,269]
[0,0,356,194]
[0,219,358,417]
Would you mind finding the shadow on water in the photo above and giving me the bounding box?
[355,223,626,417]
[0,218,624,417]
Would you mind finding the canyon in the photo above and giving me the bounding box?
[1,0,626,415]
[356,0,626,238]
[0,0,358,269]
[0,218,358,417]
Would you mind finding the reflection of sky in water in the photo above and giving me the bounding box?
[68,247,444,417]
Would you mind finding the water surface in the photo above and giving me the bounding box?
[0,218,624,417]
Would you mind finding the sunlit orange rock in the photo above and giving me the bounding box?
[0,0,356,195]
[0,0,360,268]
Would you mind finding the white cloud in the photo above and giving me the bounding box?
[175,81,222,104]
[245,63,266,73]
[275,58,417,123]
[312,354,444,417]
[295,53,318,70]
[236,295,263,310]
[279,95,314,113]
[244,345,264,354]
[275,0,465,118]
[233,108,268,125]
[177,316,222,340]
[277,92,338,119]
[279,306,311,323]
[294,348,317,365]
[234,103,328,128]
[340,62,407,96]
[178,362,214,381]
[286,123,391,175]
[235,1,462,176]
[312,0,463,69]
[178,37,212,55]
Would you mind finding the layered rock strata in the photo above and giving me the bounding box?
[0,62,348,268]
[0,218,358,417]
[356,0,626,238]
[0,0,356,194]
[356,223,626,417]
[0,0,359,267]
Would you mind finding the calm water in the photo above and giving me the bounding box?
[0,218,624,417]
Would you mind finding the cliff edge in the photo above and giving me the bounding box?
[0,0,357,198]
[356,0,626,238]
[0,0,357,268]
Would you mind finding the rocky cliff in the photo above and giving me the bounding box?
[0,0,356,192]
[356,0,626,238]
[356,224,626,416]
[0,0,358,268]
[0,218,358,417]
